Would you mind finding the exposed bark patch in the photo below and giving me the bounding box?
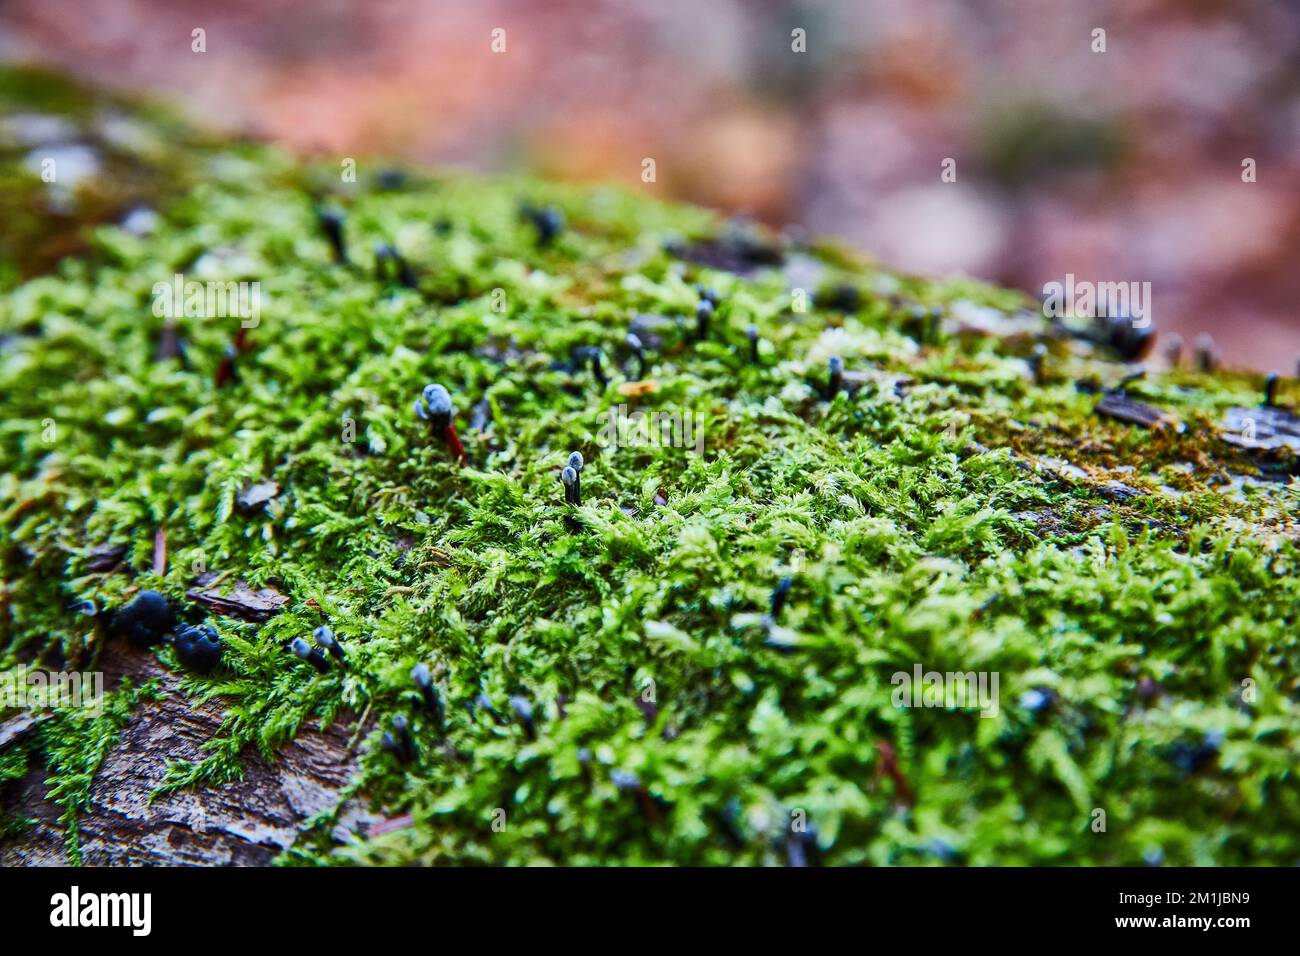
[1095,391,1176,429]
[0,650,365,866]
[236,479,280,514]
[185,573,289,622]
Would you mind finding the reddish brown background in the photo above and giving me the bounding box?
[4,0,1298,370]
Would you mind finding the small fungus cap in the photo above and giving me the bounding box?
[175,624,222,674]
[422,384,453,416]
[112,590,176,647]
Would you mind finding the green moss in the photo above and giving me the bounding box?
[2,68,1298,866]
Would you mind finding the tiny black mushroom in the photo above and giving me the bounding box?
[374,241,417,289]
[521,204,564,245]
[291,636,330,673]
[695,298,713,340]
[174,624,222,675]
[382,715,417,764]
[626,332,647,379]
[110,590,177,648]
[1262,373,1280,408]
[317,208,348,263]
[411,662,445,726]
[770,576,794,619]
[826,355,844,398]
[1195,334,1219,373]
[313,624,346,664]
[509,695,537,740]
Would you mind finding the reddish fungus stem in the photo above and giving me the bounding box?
[215,327,250,388]
[443,424,466,463]
[876,740,914,806]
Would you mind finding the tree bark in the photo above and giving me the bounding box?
[0,649,368,866]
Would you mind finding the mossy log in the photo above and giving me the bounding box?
[2,68,1298,866]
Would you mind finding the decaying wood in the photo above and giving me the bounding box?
[0,649,370,866]
[1095,391,1177,429]
[1220,405,1300,452]
[185,573,289,622]
[0,711,46,749]
[236,479,280,514]
[85,543,127,573]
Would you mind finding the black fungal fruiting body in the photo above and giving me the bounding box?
[923,837,958,863]
[695,299,713,340]
[626,332,646,379]
[313,624,346,663]
[214,327,250,389]
[746,324,760,365]
[1163,333,1183,368]
[695,284,720,307]
[411,663,444,726]
[904,306,940,345]
[473,693,503,724]
[787,823,822,867]
[565,451,584,505]
[560,464,582,533]
[770,576,794,619]
[817,284,861,313]
[175,624,222,674]
[609,768,662,822]
[469,398,492,434]
[415,383,453,430]
[610,768,641,793]
[1263,374,1280,407]
[382,715,416,764]
[1019,688,1055,714]
[156,319,187,364]
[414,383,466,461]
[374,242,417,289]
[1195,334,1219,373]
[827,355,844,398]
[1102,312,1155,362]
[521,204,564,245]
[715,799,747,848]
[317,208,348,263]
[509,695,537,740]
[291,637,330,673]
[634,692,658,723]
[111,590,177,647]
[574,346,609,388]
[561,466,580,506]
[1169,730,1224,775]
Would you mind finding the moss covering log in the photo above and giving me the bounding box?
[1,68,1298,866]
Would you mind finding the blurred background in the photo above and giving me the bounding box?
[2,0,1298,370]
